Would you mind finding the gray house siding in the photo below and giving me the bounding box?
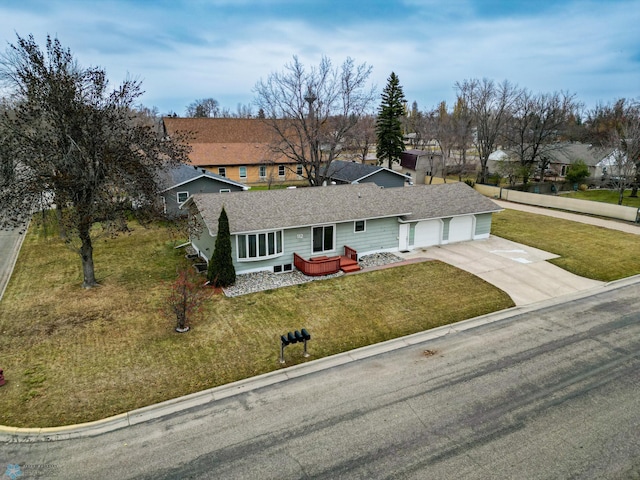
[357,171,406,188]
[190,212,217,261]
[335,217,400,256]
[163,177,244,217]
[474,213,492,238]
[195,217,401,275]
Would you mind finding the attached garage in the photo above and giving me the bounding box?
[447,216,474,243]
[413,219,442,247]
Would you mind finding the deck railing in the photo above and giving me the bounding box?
[293,253,341,276]
[293,246,359,276]
[344,245,358,262]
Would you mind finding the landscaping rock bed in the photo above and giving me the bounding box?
[223,253,404,297]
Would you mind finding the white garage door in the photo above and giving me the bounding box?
[448,216,474,243]
[414,220,442,247]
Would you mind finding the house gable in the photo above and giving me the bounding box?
[324,160,408,188]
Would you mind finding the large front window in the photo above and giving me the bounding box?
[237,231,283,261]
[312,225,334,253]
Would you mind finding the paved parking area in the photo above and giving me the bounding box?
[397,236,604,306]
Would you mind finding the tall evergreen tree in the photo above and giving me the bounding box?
[376,72,406,168]
[207,207,236,287]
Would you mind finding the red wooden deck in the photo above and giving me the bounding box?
[294,246,361,276]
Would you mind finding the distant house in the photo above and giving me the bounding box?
[159,163,248,217]
[399,149,443,184]
[183,182,502,276]
[540,143,611,180]
[487,143,611,181]
[162,117,304,186]
[323,160,410,188]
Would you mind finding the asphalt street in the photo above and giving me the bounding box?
[0,226,26,301]
[2,281,639,479]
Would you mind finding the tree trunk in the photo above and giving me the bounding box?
[78,223,98,288]
[479,161,489,184]
[618,187,624,206]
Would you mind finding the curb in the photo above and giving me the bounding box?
[2,274,638,443]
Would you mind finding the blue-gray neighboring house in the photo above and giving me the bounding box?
[183,182,502,276]
[324,160,410,188]
[160,164,249,217]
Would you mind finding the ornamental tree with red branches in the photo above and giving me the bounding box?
[162,266,211,332]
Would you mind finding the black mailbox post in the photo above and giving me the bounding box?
[279,328,311,364]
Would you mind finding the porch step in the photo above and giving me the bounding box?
[341,264,361,273]
[339,256,361,273]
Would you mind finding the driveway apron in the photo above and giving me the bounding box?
[398,236,603,306]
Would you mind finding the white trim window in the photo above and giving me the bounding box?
[219,189,231,193]
[312,225,335,253]
[176,191,189,203]
[354,220,366,233]
[296,164,304,177]
[239,166,247,179]
[237,231,283,261]
[259,165,267,179]
[218,167,226,177]
[278,165,286,177]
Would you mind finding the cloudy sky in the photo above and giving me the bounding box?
[1,0,638,116]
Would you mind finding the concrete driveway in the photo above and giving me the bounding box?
[397,236,604,306]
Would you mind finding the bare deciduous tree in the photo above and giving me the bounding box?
[254,55,376,186]
[503,90,578,183]
[0,34,190,288]
[455,78,520,184]
[343,114,376,162]
[587,99,640,198]
[600,103,640,203]
[185,97,220,118]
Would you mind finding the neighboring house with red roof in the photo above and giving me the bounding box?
[162,117,304,186]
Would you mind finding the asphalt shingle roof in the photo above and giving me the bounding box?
[189,182,501,236]
[324,160,405,183]
[162,117,293,167]
[159,163,246,191]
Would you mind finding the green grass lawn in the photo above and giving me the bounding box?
[491,209,640,281]
[0,220,513,428]
[560,189,640,208]
[2,207,639,428]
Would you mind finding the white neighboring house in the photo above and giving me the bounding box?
[595,149,636,180]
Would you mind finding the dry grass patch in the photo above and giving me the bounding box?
[491,209,640,281]
[0,221,512,427]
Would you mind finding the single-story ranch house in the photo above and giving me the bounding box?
[183,182,502,276]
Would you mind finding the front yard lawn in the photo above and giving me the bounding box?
[560,189,640,208]
[0,220,513,428]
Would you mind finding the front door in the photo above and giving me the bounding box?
[398,223,410,251]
